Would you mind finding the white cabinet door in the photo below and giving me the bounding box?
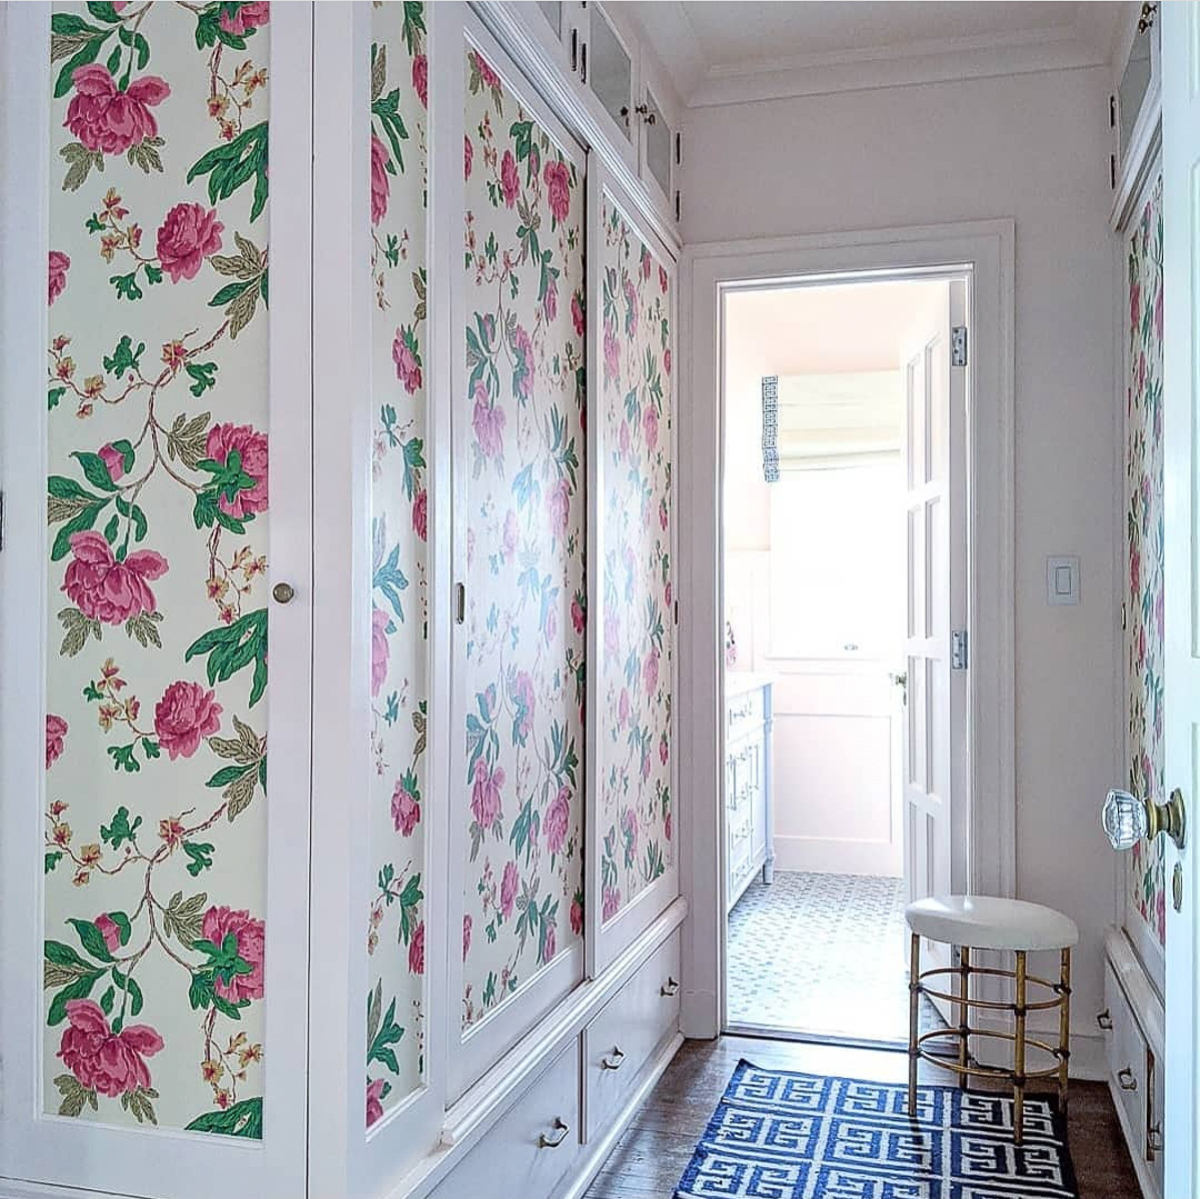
[0,4,312,1196]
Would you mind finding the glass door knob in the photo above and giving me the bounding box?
[1103,787,1187,851]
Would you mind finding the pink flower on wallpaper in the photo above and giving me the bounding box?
[46,714,69,769]
[570,895,584,935]
[95,913,122,954]
[370,133,391,225]
[618,687,630,728]
[474,52,501,91]
[603,324,620,383]
[408,921,425,974]
[571,292,585,337]
[472,381,506,459]
[543,272,558,322]
[544,160,571,223]
[545,786,570,855]
[659,733,669,765]
[640,248,652,279]
[543,606,557,646]
[663,347,672,375]
[156,202,224,284]
[604,608,620,657]
[154,681,222,760]
[413,488,428,542]
[640,749,652,781]
[371,608,390,697]
[463,913,473,960]
[391,779,420,836]
[622,807,639,857]
[644,649,660,695]
[48,250,70,305]
[202,906,265,1003]
[602,885,622,921]
[471,758,505,830]
[660,499,669,531]
[366,1078,386,1128]
[206,422,268,518]
[665,811,673,841]
[659,264,669,293]
[62,531,168,625]
[643,406,659,451]
[1130,545,1141,600]
[500,860,520,919]
[98,442,126,482]
[413,54,428,108]
[570,594,585,635]
[501,149,520,207]
[664,580,673,609]
[548,478,570,537]
[540,922,556,965]
[502,509,519,559]
[464,134,474,180]
[512,670,536,741]
[219,1,269,35]
[393,331,423,393]
[58,1000,163,1098]
[512,325,534,400]
[623,278,639,337]
[1130,281,1141,333]
[65,65,169,156]
[619,419,630,459]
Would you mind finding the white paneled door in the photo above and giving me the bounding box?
[1162,6,1200,1194]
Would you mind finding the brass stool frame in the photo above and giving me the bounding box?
[906,935,1071,1145]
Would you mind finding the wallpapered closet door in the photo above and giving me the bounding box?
[450,16,587,1096]
[588,173,678,975]
[366,0,429,1130]
[1125,173,1166,980]
[0,4,311,1196]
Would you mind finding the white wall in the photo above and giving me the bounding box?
[685,66,1120,1055]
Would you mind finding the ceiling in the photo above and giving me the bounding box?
[622,1,1125,107]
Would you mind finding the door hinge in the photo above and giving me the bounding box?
[1109,94,1116,129]
[951,326,968,367]
[951,629,968,671]
[674,600,679,625]
[674,190,680,222]
[1110,153,1117,190]
[1121,601,1128,631]
[674,131,682,166]
[454,582,465,625]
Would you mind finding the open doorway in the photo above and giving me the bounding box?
[721,272,969,1047]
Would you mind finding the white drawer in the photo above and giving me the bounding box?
[584,930,681,1141]
[726,687,764,741]
[438,1041,580,1198]
[1103,962,1146,1160]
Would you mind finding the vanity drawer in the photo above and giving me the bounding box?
[584,930,681,1141]
[1103,962,1146,1157]
[438,1041,580,1199]
[726,686,764,741]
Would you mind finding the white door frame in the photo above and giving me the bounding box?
[679,221,1016,1039]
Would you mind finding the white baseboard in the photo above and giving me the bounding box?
[770,834,902,878]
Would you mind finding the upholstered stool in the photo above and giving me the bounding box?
[905,895,1079,1144]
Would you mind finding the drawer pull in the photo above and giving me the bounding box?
[1148,1124,1163,1154]
[539,1117,570,1148]
[661,977,680,998]
[1096,1009,1113,1030]
[1118,1067,1138,1091]
[601,1047,626,1071]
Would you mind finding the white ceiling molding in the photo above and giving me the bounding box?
[622,1,1130,108]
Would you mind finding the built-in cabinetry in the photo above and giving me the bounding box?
[725,676,775,911]
[0,3,680,1198]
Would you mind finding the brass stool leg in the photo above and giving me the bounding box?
[1057,948,1072,1114]
[908,931,921,1117]
[1013,950,1027,1146]
[958,946,971,1091]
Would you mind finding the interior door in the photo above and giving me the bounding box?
[1161,9,1200,1193]
[901,284,953,985]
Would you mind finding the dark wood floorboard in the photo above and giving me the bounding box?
[582,1036,1140,1199]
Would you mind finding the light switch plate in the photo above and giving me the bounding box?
[1047,555,1080,606]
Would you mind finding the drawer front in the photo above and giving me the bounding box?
[584,931,682,1141]
[438,1042,581,1199]
[1103,963,1146,1155]
[726,686,764,741]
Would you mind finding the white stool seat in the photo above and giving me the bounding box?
[905,895,1079,952]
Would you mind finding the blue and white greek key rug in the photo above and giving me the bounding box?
[674,1061,1078,1198]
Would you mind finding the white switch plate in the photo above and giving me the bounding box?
[1047,555,1080,605]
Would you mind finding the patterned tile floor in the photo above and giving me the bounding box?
[727,871,943,1044]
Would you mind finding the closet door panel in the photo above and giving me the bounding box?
[1,4,311,1196]
[451,13,587,1096]
[588,170,678,975]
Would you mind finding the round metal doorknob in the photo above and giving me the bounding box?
[272,582,296,605]
[1103,787,1187,851]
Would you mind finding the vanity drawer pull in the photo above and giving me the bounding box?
[1117,1067,1138,1091]
[661,977,680,998]
[601,1046,626,1071]
[539,1116,570,1148]
[1096,1009,1113,1030]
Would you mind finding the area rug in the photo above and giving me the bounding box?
[674,1061,1078,1198]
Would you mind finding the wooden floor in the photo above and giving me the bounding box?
[583,1035,1140,1199]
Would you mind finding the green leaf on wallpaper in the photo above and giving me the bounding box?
[120,1085,158,1126]
[193,933,253,989]
[384,234,400,269]
[50,15,115,100]
[186,609,269,707]
[163,891,208,947]
[48,386,66,410]
[87,2,124,23]
[167,410,212,471]
[103,513,120,544]
[100,805,142,850]
[67,918,115,965]
[45,851,63,874]
[59,142,104,193]
[397,873,423,945]
[372,88,409,176]
[373,542,409,625]
[370,42,387,106]
[99,985,115,1015]
[102,334,145,378]
[53,1074,98,1119]
[107,742,141,773]
[402,1,426,54]
[72,450,120,494]
[188,122,269,223]
[126,611,163,649]
[115,494,148,543]
[185,360,219,397]
[46,968,106,1026]
[367,994,405,1075]
[185,1096,263,1139]
[111,965,144,1016]
[127,137,165,177]
[57,606,102,658]
[401,436,425,502]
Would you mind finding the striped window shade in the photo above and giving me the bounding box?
[761,370,902,479]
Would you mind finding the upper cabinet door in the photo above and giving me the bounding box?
[638,80,676,214]
[583,5,636,158]
[1,4,312,1196]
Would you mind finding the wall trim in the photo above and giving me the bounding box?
[679,220,1017,1040]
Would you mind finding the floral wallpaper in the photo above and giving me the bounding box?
[597,195,674,924]
[366,0,428,1129]
[1126,177,1166,947]
[460,44,586,1030]
[44,1,272,1136]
